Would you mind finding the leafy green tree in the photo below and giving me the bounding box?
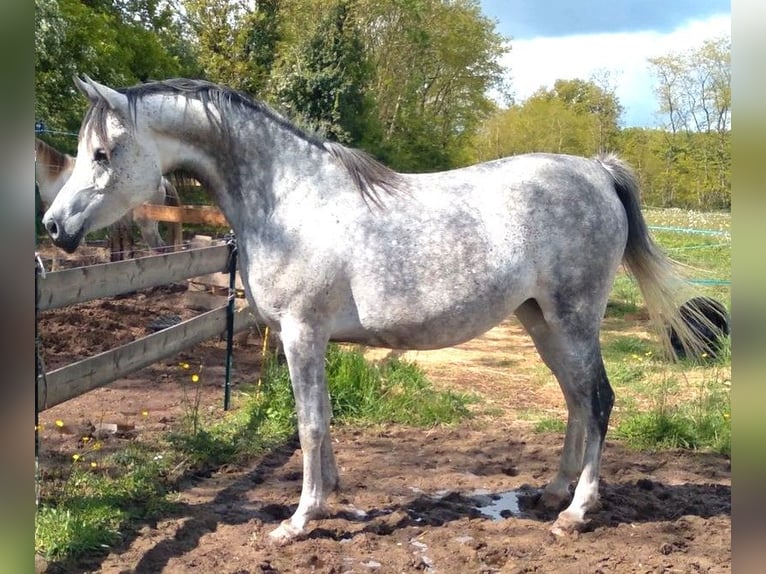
[35,0,199,150]
[648,36,731,208]
[471,77,622,162]
[270,1,376,144]
[182,0,280,95]
[549,76,623,151]
[37,0,508,174]
[355,0,507,170]
[35,0,70,147]
[243,0,281,93]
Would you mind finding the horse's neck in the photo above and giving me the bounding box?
[145,95,324,227]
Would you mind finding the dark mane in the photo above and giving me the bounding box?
[86,78,403,206]
[322,142,404,207]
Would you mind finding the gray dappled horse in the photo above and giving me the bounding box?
[43,76,707,544]
[36,137,179,251]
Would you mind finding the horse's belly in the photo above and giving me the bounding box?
[332,292,521,350]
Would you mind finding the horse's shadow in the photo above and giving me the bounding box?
[43,438,731,574]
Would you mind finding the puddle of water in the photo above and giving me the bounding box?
[472,489,523,520]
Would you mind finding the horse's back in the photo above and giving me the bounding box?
[398,153,628,257]
[329,153,629,348]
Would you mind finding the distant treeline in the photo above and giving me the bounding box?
[35,1,730,210]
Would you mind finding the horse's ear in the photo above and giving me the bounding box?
[73,75,128,113]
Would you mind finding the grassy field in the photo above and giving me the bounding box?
[597,208,730,453]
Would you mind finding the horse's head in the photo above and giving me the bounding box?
[43,76,162,253]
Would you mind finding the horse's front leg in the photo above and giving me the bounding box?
[268,320,337,544]
[132,212,166,251]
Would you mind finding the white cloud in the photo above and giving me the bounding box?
[500,13,730,127]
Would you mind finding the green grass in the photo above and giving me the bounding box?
[36,504,122,559]
[613,377,731,456]
[599,209,731,455]
[326,345,475,425]
[644,208,731,304]
[533,416,567,434]
[35,443,175,560]
[36,345,473,562]
[605,274,642,318]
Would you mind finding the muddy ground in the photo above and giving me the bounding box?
[35,246,731,574]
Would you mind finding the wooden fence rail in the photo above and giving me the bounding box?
[133,204,229,227]
[36,244,260,412]
[37,245,231,311]
[37,306,257,411]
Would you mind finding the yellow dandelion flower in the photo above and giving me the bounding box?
[191,374,200,383]
[55,420,64,427]
[90,462,98,468]
[81,436,90,443]
[72,453,81,461]
[180,362,190,369]
[142,410,149,417]
[92,441,102,450]
[723,412,731,420]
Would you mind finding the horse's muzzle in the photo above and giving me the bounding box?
[44,217,85,254]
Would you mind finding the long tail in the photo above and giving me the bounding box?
[595,153,715,358]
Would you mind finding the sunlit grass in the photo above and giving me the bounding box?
[644,208,731,304]
[35,442,174,560]
[603,208,730,454]
[565,209,730,454]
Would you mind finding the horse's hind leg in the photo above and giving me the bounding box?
[515,299,614,534]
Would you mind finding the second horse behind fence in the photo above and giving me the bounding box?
[36,137,180,252]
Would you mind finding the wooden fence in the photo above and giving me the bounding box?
[36,244,260,412]
[133,204,229,227]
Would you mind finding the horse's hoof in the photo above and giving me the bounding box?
[539,489,569,510]
[267,520,303,545]
[550,512,582,537]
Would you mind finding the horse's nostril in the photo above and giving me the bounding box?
[46,219,59,238]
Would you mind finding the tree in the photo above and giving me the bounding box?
[649,36,731,135]
[270,1,376,144]
[181,0,254,92]
[552,75,623,151]
[35,0,69,147]
[471,77,622,162]
[37,0,508,173]
[648,36,731,208]
[35,0,198,149]
[263,0,507,170]
[355,0,507,170]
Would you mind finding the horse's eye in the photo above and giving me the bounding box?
[94,149,109,163]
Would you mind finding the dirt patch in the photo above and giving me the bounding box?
[36,246,730,574]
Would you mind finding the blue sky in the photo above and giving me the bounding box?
[479,1,731,127]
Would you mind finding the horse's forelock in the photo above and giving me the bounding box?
[80,101,110,149]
